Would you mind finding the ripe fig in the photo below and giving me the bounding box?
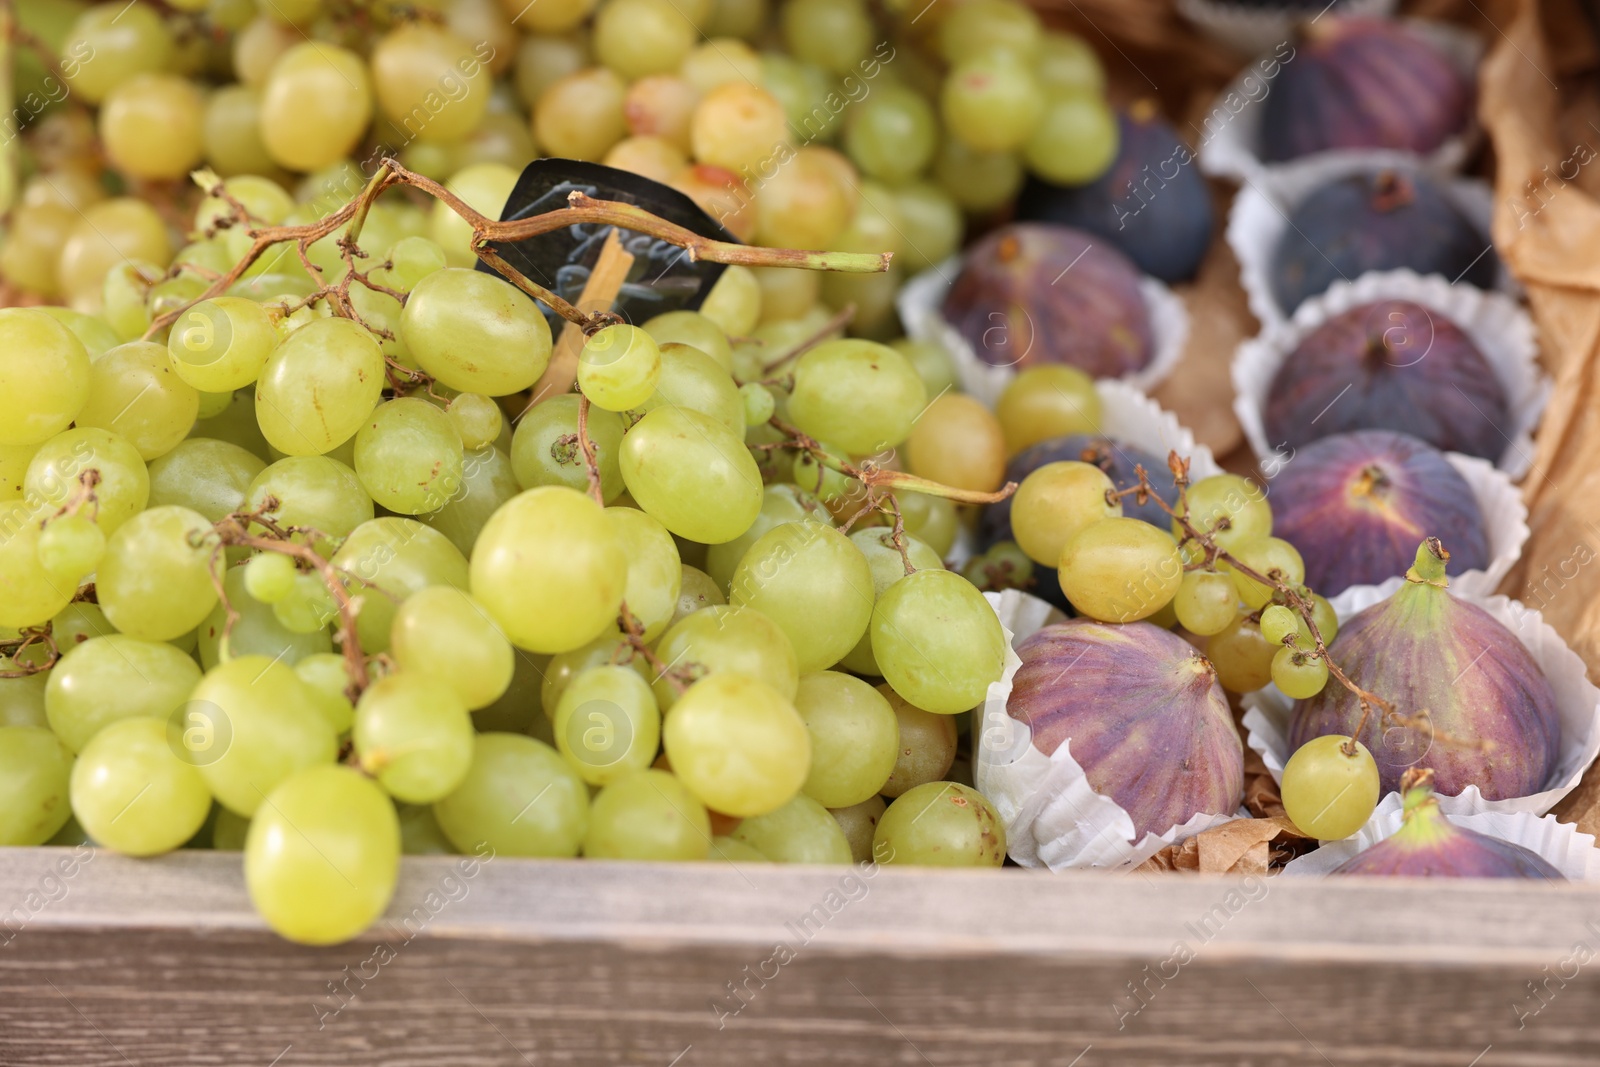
[1260,19,1472,163]
[1287,540,1560,800]
[1007,618,1244,838]
[1270,430,1489,596]
[1270,170,1496,315]
[1263,299,1510,462]
[942,223,1153,379]
[1015,102,1212,283]
[1331,770,1564,879]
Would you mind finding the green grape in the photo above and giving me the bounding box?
[579,325,663,413]
[873,781,1006,866]
[397,801,456,856]
[729,521,875,673]
[1058,517,1183,623]
[1258,604,1301,646]
[0,309,91,447]
[962,541,1036,594]
[705,483,829,592]
[246,455,374,554]
[593,0,695,79]
[401,269,552,396]
[788,339,926,456]
[1273,646,1330,700]
[830,795,885,863]
[790,445,856,515]
[98,505,221,642]
[1310,593,1340,645]
[0,442,34,501]
[583,769,711,861]
[379,236,450,292]
[165,298,280,393]
[940,0,1042,63]
[628,343,745,438]
[189,389,272,463]
[872,570,1005,714]
[198,566,331,670]
[663,672,809,817]
[260,43,373,172]
[843,84,937,185]
[202,85,277,177]
[1280,735,1380,840]
[268,569,333,637]
[701,265,762,338]
[420,446,521,557]
[680,37,763,93]
[894,491,958,558]
[453,109,539,173]
[147,438,267,522]
[942,57,1044,154]
[1173,569,1238,637]
[188,654,338,817]
[730,792,851,864]
[34,509,105,585]
[781,0,871,74]
[819,265,903,341]
[605,507,682,642]
[63,2,175,105]
[28,309,118,364]
[244,552,298,605]
[70,716,211,856]
[709,835,769,862]
[892,185,964,274]
[245,766,399,945]
[447,394,503,451]
[540,629,645,715]
[470,486,626,654]
[390,586,515,711]
[641,311,734,374]
[0,502,76,627]
[794,671,898,808]
[690,82,791,174]
[996,365,1101,455]
[100,261,156,341]
[535,66,628,162]
[100,73,205,181]
[511,394,626,502]
[831,180,905,261]
[739,383,775,427]
[332,517,470,652]
[553,664,662,786]
[672,565,727,630]
[1174,474,1272,552]
[58,199,173,311]
[0,726,74,845]
[371,23,489,144]
[838,528,943,675]
[933,137,1024,213]
[354,673,474,804]
[1226,537,1306,611]
[1025,93,1119,186]
[1205,614,1275,694]
[653,602,800,712]
[620,406,763,545]
[51,602,117,651]
[0,662,48,729]
[255,318,385,458]
[352,397,466,516]
[429,163,519,267]
[1036,32,1105,98]
[293,652,356,735]
[433,733,589,856]
[1011,461,1122,567]
[1,202,75,297]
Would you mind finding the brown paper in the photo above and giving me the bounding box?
[1135,816,1299,874]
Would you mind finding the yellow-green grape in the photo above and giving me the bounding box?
[730,792,851,864]
[263,0,318,24]
[57,199,173,311]
[433,733,590,856]
[35,514,104,584]
[794,671,898,808]
[423,163,511,266]
[1174,473,1272,552]
[905,394,1005,494]
[753,266,820,324]
[829,795,885,863]
[1272,646,1330,700]
[553,665,662,786]
[62,2,175,104]
[261,43,373,172]
[843,83,938,185]
[0,443,35,501]
[354,673,474,804]
[893,183,964,274]
[605,507,682,641]
[446,394,502,451]
[641,311,734,374]
[255,318,385,457]
[35,308,120,362]
[680,37,763,93]
[511,394,626,501]
[705,483,829,592]
[663,672,809,818]
[244,551,298,605]
[401,269,552,396]
[583,769,710,861]
[789,339,926,456]
[690,82,790,174]
[371,23,489,144]
[25,426,150,535]
[730,522,875,673]
[270,572,334,636]
[233,16,296,88]
[45,635,202,752]
[620,406,763,545]
[878,684,958,797]
[831,181,905,263]
[593,0,696,79]
[781,0,871,74]
[1310,592,1339,645]
[652,603,800,709]
[331,518,470,653]
[188,654,338,816]
[620,72,695,151]
[1226,536,1306,611]
[1280,735,1379,840]
[539,630,646,715]
[838,528,944,676]
[895,491,959,558]
[353,397,465,515]
[245,455,373,553]
[740,383,776,427]
[390,586,515,711]
[933,137,1024,213]
[0,726,75,845]
[1010,461,1122,567]
[579,325,663,413]
[603,135,689,184]
[535,67,628,163]
[709,835,769,861]
[147,438,267,522]
[70,717,211,856]
[1,203,75,297]
[502,0,597,33]
[871,569,1006,714]
[629,342,744,437]
[939,0,1042,63]
[97,506,221,641]
[0,660,48,729]
[419,446,521,557]
[819,265,902,341]
[166,298,280,393]
[99,73,205,181]
[246,766,400,945]
[0,503,77,628]
[1035,31,1105,98]
[202,86,277,177]
[99,264,155,341]
[942,56,1044,154]
[471,486,627,654]
[701,265,762,338]
[1025,92,1119,186]
[377,236,449,294]
[874,781,1006,867]
[1258,604,1302,646]
[199,561,331,667]
[293,652,356,735]
[672,565,726,631]
[1205,614,1276,694]
[995,364,1101,455]
[1057,517,1183,623]
[0,309,91,447]
[51,601,116,650]
[1173,569,1238,637]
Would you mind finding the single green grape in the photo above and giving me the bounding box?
[892,185,964,275]
[700,265,762,338]
[671,565,727,631]
[294,652,356,736]
[331,517,470,653]
[731,792,852,864]
[371,22,490,144]
[247,455,374,554]
[1226,537,1306,611]
[1281,735,1380,840]
[1205,614,1276,694]
[704,483,830,592]
[540,630,647,716]
[1259,604,1304,646]
[447,393,503,451]
[939,0,1042,63]
[25,427,150,537]
[0,725,75,845]
[1011,461,1122,567]
[61,2,175,105]
[663,672,810,818]
[260,43,374,171]
[793,671,898,808]
[1024,92,1119,186]
[843,83,937,185]
[401,268,552,396]
[355,672,475,804]
[996,364,1102,455]
[1057,517,1183,624]
[739,383,775,427]
[70,716,211,856]
[780,0,872,75]
[838,528,944,675]
[36,514,105,583]
[652,604,799,710]
[941,57,1043,154]
[76,341,199,461]
[244,551,299,605]
[593,0,696,79]
[619,406,763,545]
[579,324,663,413]
[432,733,590,857]
[1174,474,1272,552]
[97,505,221,641]
[50,601,117,650]
[389,586,515,711]
[871,570,1006,715]
[198,567,331,670]
[788,339,926,456]
[1310,592,1340,645]
[0,309,92,447]
[605,507,682,642]
[270,572,336,636]
[641,311,733,374]
[729,521,875,673]
[873,781,1006,867]
[553,665,662,787]
[0,660,49,729]
[1036,31,1105,97]
[353,397,466,515]
[511,394,626,502]
[829,795,886,864]
[255,318,385,457]
[419,446,523,558]
[1272,647,1331,700]
[0,501,77,628]
[627,343,744,437]
[45,634,204,753]
[1173,569,1238,637]
[932,137,1024,213]
[165,297,280,393]
[147,438,267,522]
[583,769,711,861]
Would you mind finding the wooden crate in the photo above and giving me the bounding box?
[1,846,1597,1065]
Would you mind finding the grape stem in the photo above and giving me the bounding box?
[617,604,691,696]
[574,395,605,506]
[0,625,57,678]
[753,303,856,377]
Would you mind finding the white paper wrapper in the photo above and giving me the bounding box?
[975,589,1244,870]
[1231,269,1548,477]
[1227,160,1518,334]
[896,260,1190,409]
[1176,0,1396,58]
[1242,584,1600,819]
[1197,19,1483,187]
[1281,792,1600,880]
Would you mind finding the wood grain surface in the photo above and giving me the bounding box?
[2,848,1599,1066]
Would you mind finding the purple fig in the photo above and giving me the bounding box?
[1331,770,1564,879]
[1270,430,1489,596]
[1260,18,1472,163]
[942,223,1153,379]
[1270,170,1497,315]
[1288,540,1560,800]
[1008,618,1243,838]
[1264,299,1510,462]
